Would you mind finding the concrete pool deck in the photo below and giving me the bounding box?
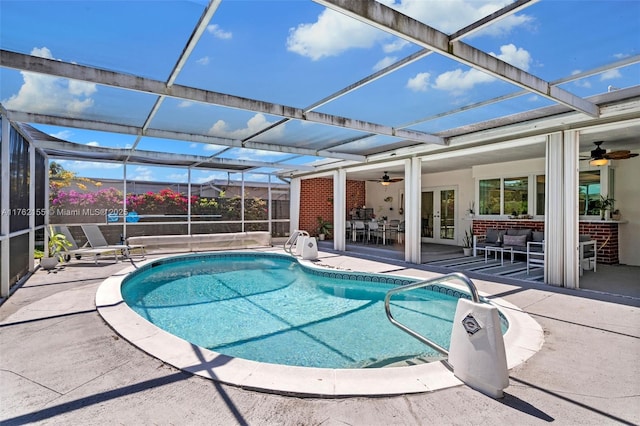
[1,247,639,425]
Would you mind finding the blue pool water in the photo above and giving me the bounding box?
[121,253,505,369]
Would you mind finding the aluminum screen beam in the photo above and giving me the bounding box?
[28,137,316,172]
[5,110,366,162]
[0,50,444,145]
[316,0,599,118]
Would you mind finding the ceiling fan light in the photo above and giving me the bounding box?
[380,181,391,186]
[590,158,609,166]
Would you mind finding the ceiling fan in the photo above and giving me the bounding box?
[368,171,403,186]
[582,141,638,166]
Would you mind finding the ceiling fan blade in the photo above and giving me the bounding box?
[604,150,634,159]
[388,178,404,182]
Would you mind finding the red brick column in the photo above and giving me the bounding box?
[579,222,619,264]
[299,178,365,239]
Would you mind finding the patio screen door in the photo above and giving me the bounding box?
[421,188,457,244]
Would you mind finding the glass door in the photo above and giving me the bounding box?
[421,187,457,244]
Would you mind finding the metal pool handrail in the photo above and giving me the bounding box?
[384,272,480,356]
[283,230,309,254]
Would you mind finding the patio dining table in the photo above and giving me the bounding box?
[350,220,397,245]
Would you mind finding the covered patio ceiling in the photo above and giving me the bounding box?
[1,0,639,183]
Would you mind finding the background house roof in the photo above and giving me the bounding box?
[1,0,639,182]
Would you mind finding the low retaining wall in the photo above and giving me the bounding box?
[127,232,272,253]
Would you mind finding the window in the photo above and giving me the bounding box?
[535,175,545,215]
[579,170,601,215]
[504,177,528,216]
[479,177,528,215]
[479,179,500,215]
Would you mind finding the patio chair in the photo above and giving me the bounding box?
[397,220,405,244]
[367,220,381,244]
[387,219,400,244]
[352,221,366,242]
[81,225,146,259]
[579,235,597,276]
[53,225,122,264]
[526,241,545,274]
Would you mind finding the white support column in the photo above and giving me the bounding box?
[28,140,35,272]
[1,116,10,297]
[267,175,273,237]
[545,132,564,286]
[407,157,422,263]
[289,177,301,235]
[123,163,128,237]
[563,130,580,289]
[187,168,192,235]
[241,174,245,232]
[334,169,347,251]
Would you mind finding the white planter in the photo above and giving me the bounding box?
[318,234,325,241]
[40,257,59,270]
[463,247,473,257]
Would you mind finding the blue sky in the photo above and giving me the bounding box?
[1,0,639,183]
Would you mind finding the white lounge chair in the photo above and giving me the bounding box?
[53,225,122,264]
[81,225,146,259]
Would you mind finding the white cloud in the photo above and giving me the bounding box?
[574,80,592,89]
[178,100,193,108]
[391,0,531,35]
[373,56,398,72]
[51,130,74,140]
[86,141,100,146]
[382,39,409,53]
[194,172,228,184]
[207,113,285,142]
[207,24,232,40]
[57,160,122,170]
[196,56,210,65]
[2,47,97,115]
[406,72,431,92]
[600,69,621,81]
[129,166,153,181]
[613,53,629,59]
[286,8,385,60]
[167,172,188,183]
[496,44,531,71]
[432,44,531,93]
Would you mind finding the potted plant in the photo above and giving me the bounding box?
[611,209,622,221]
[597,195,615,220]
[40,226,72,270]
[316,216,333,241]
[462,227,474,256]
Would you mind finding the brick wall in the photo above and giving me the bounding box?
[299,178,365,239]
[579,222,619,264]
[472,219,619,264]
[472,220,544,236]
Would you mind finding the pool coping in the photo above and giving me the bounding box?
[96,253,544,397]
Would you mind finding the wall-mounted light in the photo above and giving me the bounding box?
[590,158,608,166]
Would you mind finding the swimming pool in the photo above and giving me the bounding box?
[96,251,544,396]
[120,252,504,369]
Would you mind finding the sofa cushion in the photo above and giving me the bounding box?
[485,228,504,244]
[506,228,532,240]
[502,234,527,247]
[533,231,545,242]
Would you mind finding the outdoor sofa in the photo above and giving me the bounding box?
[473,228,545,257]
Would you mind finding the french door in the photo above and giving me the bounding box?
[421,187,457,244]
